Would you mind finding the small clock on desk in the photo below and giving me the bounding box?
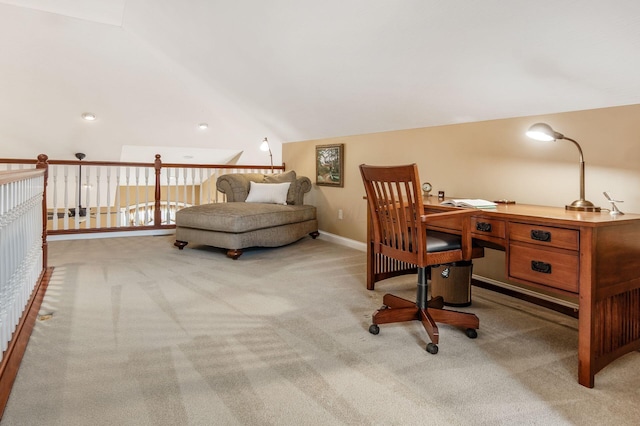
[422,182,433,196]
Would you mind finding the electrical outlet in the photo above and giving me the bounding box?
[338,209,343,220]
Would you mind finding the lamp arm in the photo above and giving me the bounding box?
[261,137,274,171]
[563,136,585,201]
[563,136,584,163]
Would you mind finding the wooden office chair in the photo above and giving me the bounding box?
[360,163,479,354]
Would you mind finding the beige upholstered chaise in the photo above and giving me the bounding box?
[174,171,319,259]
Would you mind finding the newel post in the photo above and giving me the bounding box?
[36,154,48,269]
[154,154,162,227]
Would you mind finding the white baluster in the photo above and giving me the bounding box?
[125,167,131,226]
[205,168,212,204]
[134,167,140,226]
[51,164,58,230]
[63,165,69,230]
[96,166,101,228]
[182,167,188,209]
[165,168,171,225]
[106,167,111,228]
[144,167,150,225]
[174,168,180,214]
[115,167,122,227]
[84,166,91,229]
[74,166,80,229]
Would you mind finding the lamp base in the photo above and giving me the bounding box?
[68,207,87,217]
[565,199,601,212]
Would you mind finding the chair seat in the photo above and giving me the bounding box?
[427,231,461,253]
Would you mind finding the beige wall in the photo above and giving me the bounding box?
[283,104,640,293]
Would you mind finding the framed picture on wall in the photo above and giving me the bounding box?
[315,144,344,187]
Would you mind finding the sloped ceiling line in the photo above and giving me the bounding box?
[1,0,640,165]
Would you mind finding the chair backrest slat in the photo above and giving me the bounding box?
[360,163,425,266]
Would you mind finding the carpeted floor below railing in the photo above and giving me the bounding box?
[2,235,640,425]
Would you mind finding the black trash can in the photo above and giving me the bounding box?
[430,260,473,307]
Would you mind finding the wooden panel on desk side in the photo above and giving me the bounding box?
[593,222,640,293]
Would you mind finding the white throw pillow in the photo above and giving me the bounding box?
[245,182,291,205]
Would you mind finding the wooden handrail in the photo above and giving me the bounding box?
[0,157,286,170]
[0,169,44,185]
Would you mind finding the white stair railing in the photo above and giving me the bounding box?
[0,169,45,361]
[1,156,283,235]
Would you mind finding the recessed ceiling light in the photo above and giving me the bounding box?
[198,123,208,129]
[82,113,96,121]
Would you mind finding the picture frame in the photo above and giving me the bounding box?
[315,144,344,187]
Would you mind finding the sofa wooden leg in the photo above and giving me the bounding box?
[309,231,320,239]
[174,240,188,250]
[227,249,243,259]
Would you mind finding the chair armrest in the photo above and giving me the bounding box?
[421,209,474,259]
[420,209,474,223]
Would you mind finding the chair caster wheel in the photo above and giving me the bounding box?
[426,342,438,354]
[466,328,478,339]
[369,324,380,335]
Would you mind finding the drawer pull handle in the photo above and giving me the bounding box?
[531,261,552,274]
[531,230,551,242]
[476,222,492,232]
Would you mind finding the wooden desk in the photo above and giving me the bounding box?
[365,198,640,388]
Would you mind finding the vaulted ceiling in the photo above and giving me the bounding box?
[1,0,639,165]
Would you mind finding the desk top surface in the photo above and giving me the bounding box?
[424,196,640,227]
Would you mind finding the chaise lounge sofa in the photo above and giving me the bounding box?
[174,170,319,259]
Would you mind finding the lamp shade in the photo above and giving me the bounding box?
[526,123,560,142]
[524,123,600,212]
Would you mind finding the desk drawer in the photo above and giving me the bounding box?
[509,243,579,293]
[509,223,579,251]
[472,217,505,239]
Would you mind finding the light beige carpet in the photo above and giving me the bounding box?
[2,235,640,425]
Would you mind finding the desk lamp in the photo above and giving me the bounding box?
[526,123,600,212]
[260,137,273,171]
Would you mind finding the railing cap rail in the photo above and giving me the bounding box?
[0,169,45,185]
[0,157,284,170]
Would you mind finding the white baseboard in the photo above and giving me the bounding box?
[48,229,175,241]
[317,231,367,252]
